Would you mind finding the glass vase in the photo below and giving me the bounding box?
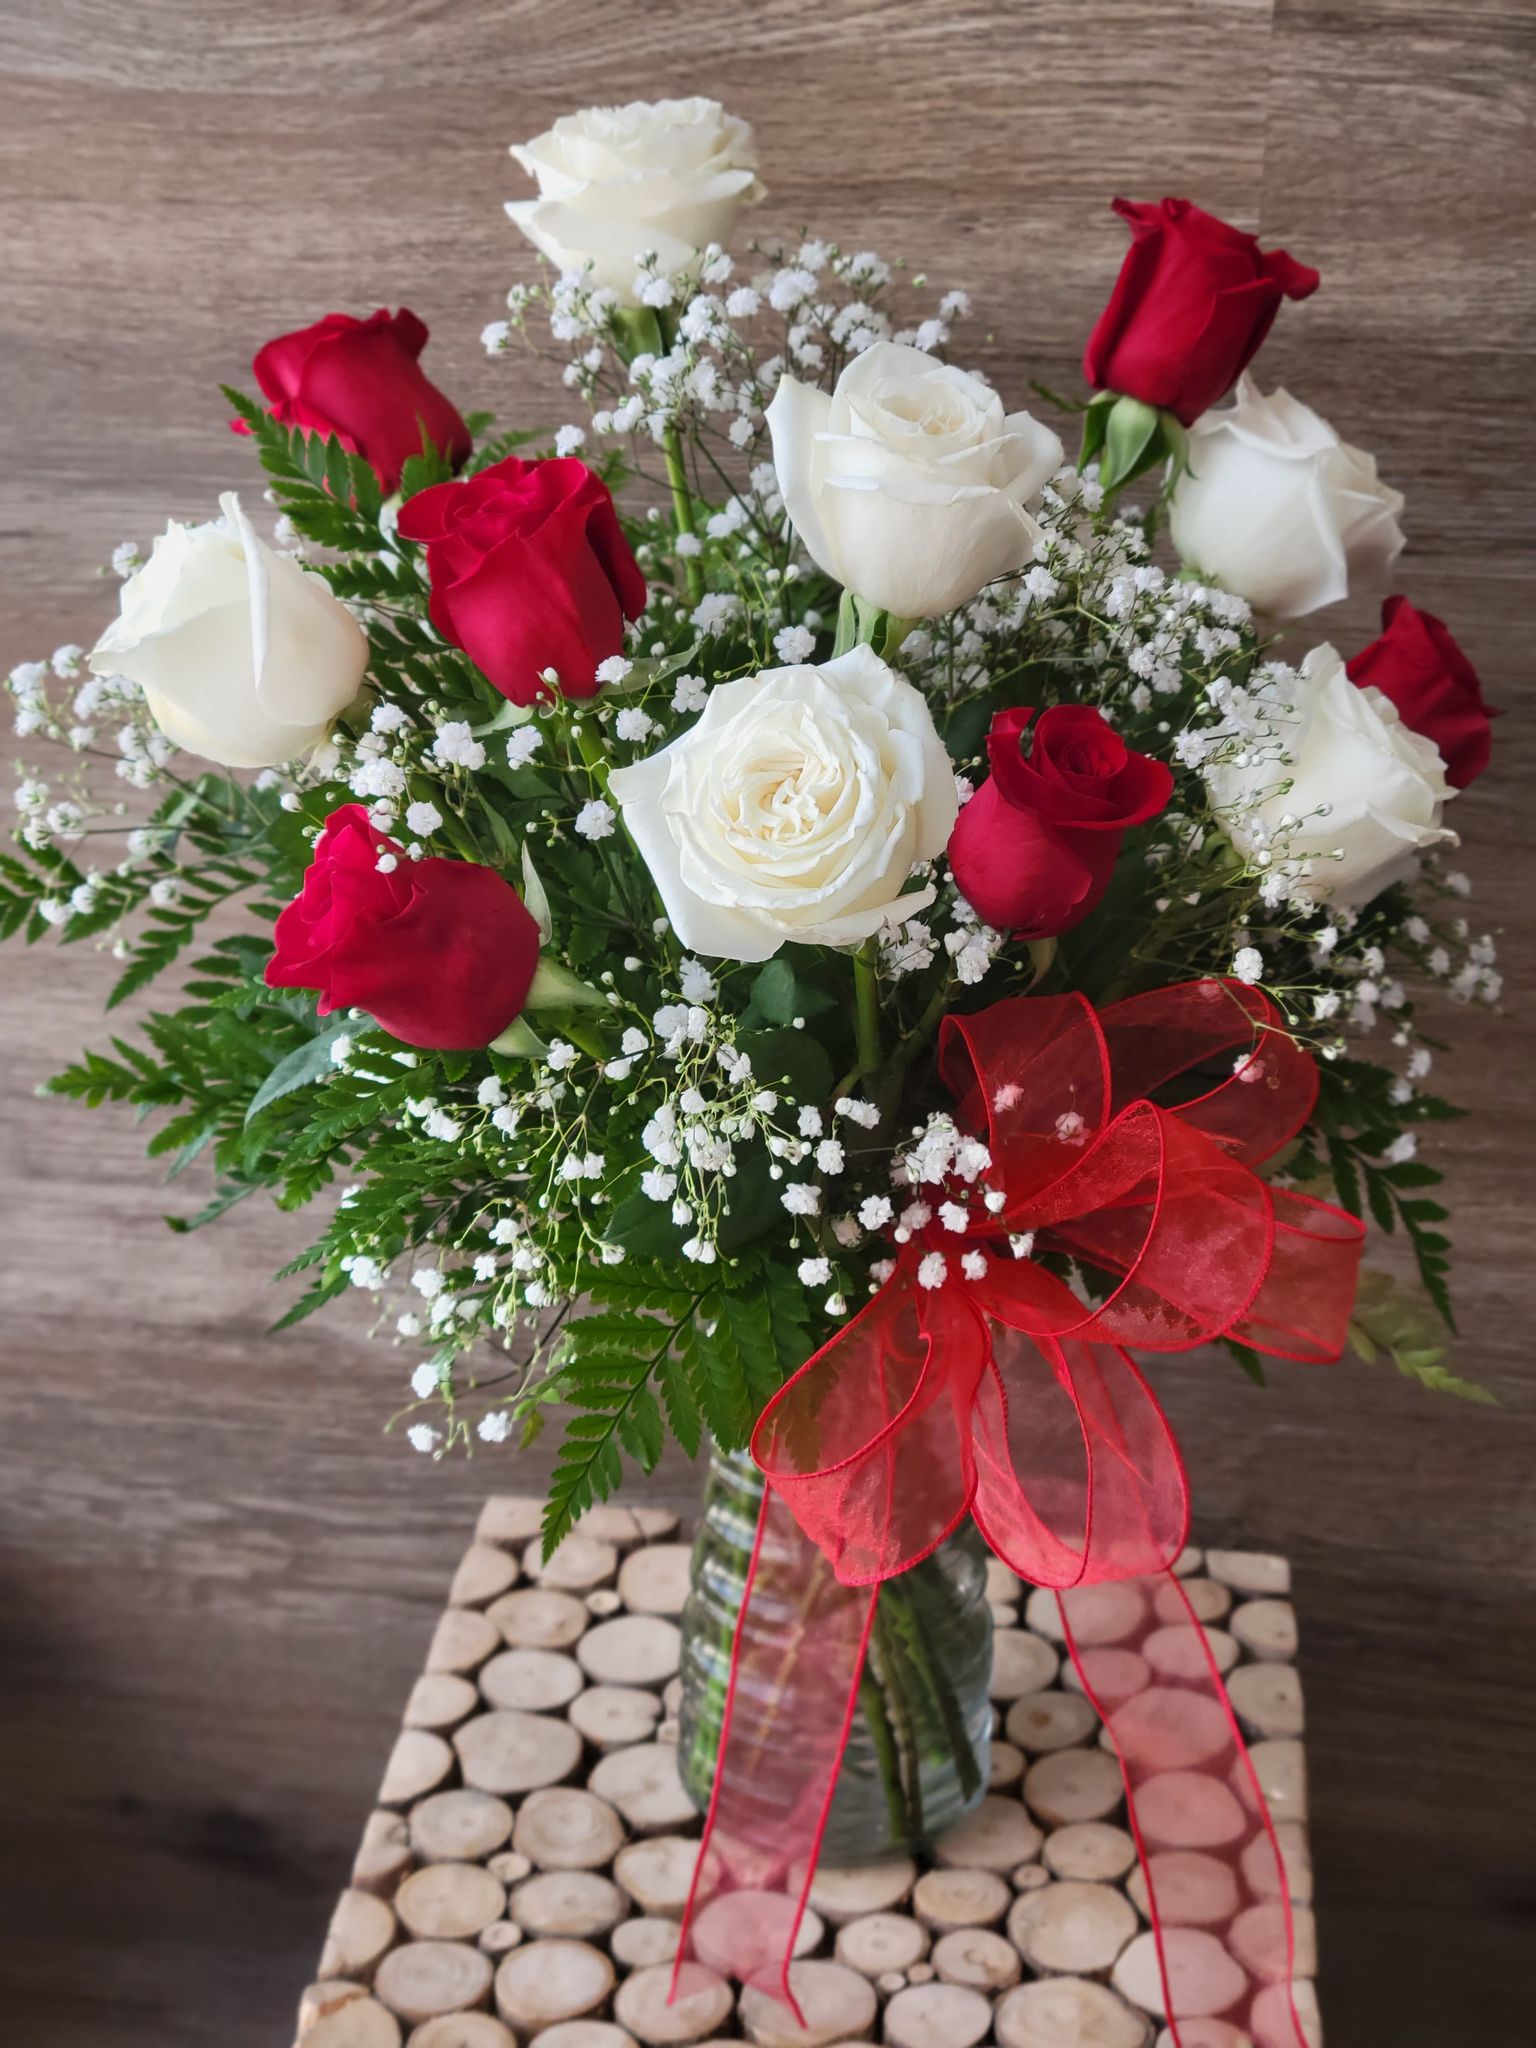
[677,1445,993,1861]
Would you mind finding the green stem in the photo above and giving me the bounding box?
[858,1659,913,1843]
[662,423,705,606]
[853,939,881,1075]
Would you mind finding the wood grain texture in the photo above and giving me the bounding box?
[0,3,1532,2043]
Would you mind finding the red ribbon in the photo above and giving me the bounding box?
[676,980,1363,2046]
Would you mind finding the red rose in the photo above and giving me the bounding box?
[238,309,471,493]
[396,457,647,705]
[265,804,540,1050]
[1083,198,1319,427]
[1346,596,1498,790]
[949,706,1173,939]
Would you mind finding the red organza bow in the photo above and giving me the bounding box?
[677,980,1363,2047]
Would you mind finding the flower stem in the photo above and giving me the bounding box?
[853,938,882,1074]
[662,423,705,606]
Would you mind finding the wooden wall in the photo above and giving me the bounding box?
[1,3,1531,2041]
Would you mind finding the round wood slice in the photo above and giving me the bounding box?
[579,1502,679,1548]
[353,1811,413,1897]
[912,1867,1011,1932]
[1011,1863,1050,1891]
[1064,1648,1151,1706]
[587,1742,695,1834]
[1113,1689,1233,1772]
[1241,1820,1311,1905]
[486,1852,533,1886]
[1251,1977,1322,2048]
[493,1939,616,2030]
[396,1865,508,1943]
[1127,1850,1240,1929]
[479,1647,585,1713]
[1131,1771,1246,1851]
[1227,1663,1305,1741]
[306,2000,403,2048]
[1024,1746,1125,1827]
[587,1590,624,1617]
[512,1786,626,1870]
[406,1675,482,1734]
[1153,2022,1251,2048]
[381,1732,455,1808]
[614,1836,700,1918]
[410,1791,515,1866]
[477,1498,545,1548]
[615,1961,734,2044]
[740,1960,876,2046]
[300,1980,367,2031]
[986,1558,1024,1604]
[1006,1689,1099,1754]
[805,1855,918,1924]
[1142,1625,1240,1683]
[487,1587,590,1651]
[995,1977,1150,2048]
[931,1926,1022,1992]
[450,1544,521,1610]
[427,1610,502,1678]
[1229,1600,1297,1663]
[526,1532,620,1593]
[530,2026,642,2048]
[1243,1739,1307,1821]
[1043,1822,1138,1885]
[611,1916,681,1968]
[374,1942,495,2024]
[990,1629,1061,1700]
[570,1684,664,1751]
[509,1869,627,1940]
[1008,1880,1138,1977]
[1172,1546,1204,1579]
[1111,1928,1247,2019]
[616,1544,694,1616]
[319,1889,398,1982]
[454,1711,583,1797]
[1230,1900,1317,1983]
[405,2016,515,2048]
[989,1740,1025,1790]
[1205,1549,1290,1598]
[1153,1579,1232,1627]
[885,1980,992,2048]
[991,1603,1021,1629]
[933,1794,1043,1873]
[476,1923,523,1956]
[834,1911,930,1977]
[1026,1583,1145,1647]
[577,1615,682,1687]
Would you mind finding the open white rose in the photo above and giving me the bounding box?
[767,343,1063,619]
[1205,643,1456,906]
[89,492,367,769]
[1169,374,1405,618]
[609,644,956,960]
[506,97,764,299]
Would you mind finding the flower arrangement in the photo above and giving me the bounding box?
[6,91,1503,2040]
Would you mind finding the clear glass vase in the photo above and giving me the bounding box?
[677,1446,993,1861]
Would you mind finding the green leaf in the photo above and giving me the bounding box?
[244,1021,349,1125]
[737,1026,833,1107]
[1099,395,1163,493]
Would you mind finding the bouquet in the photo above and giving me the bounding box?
[6,94,1502,2043]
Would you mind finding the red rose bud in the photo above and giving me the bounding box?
[396,457,647,705]
[237,309,472,494]
[1083,197,1319,427]
[265,804,540,1050]
[1346,595,1498,790]
[949,705,1173,939]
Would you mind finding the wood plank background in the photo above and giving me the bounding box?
[1,3,1532,2041]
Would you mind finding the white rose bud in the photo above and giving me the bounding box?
[767,342,1063,619]
[1205,644,1456,906]
[609,643,957,960]
[1170,374,1405,618]
[88,492,367,769]
[506,97,764,299]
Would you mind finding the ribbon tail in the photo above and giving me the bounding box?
[674,1485,877,2021]
[1061,1569,1311,2048]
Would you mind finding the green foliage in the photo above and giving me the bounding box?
[1348,1270,1495,1405]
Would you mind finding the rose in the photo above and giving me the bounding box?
[265,805,541,1049]
[506,97,764,299]
[1083,197,1319,426]
[1346,596,1497,789]
[87,491,367,769]
[237,309,470,493]
[948,706,1173,938]
[1168,375,1405,618]
[608,644,957,960]
[396,456,646,704]
[1204,644,1457,907]
[766,343,1063,620]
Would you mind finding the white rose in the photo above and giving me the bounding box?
[609,644,957,961]
[767,342,1063,618]
[1169,374,1405,618]
[506,97,764,298]
[89,492,367,769]
[1205,644,1456,906]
